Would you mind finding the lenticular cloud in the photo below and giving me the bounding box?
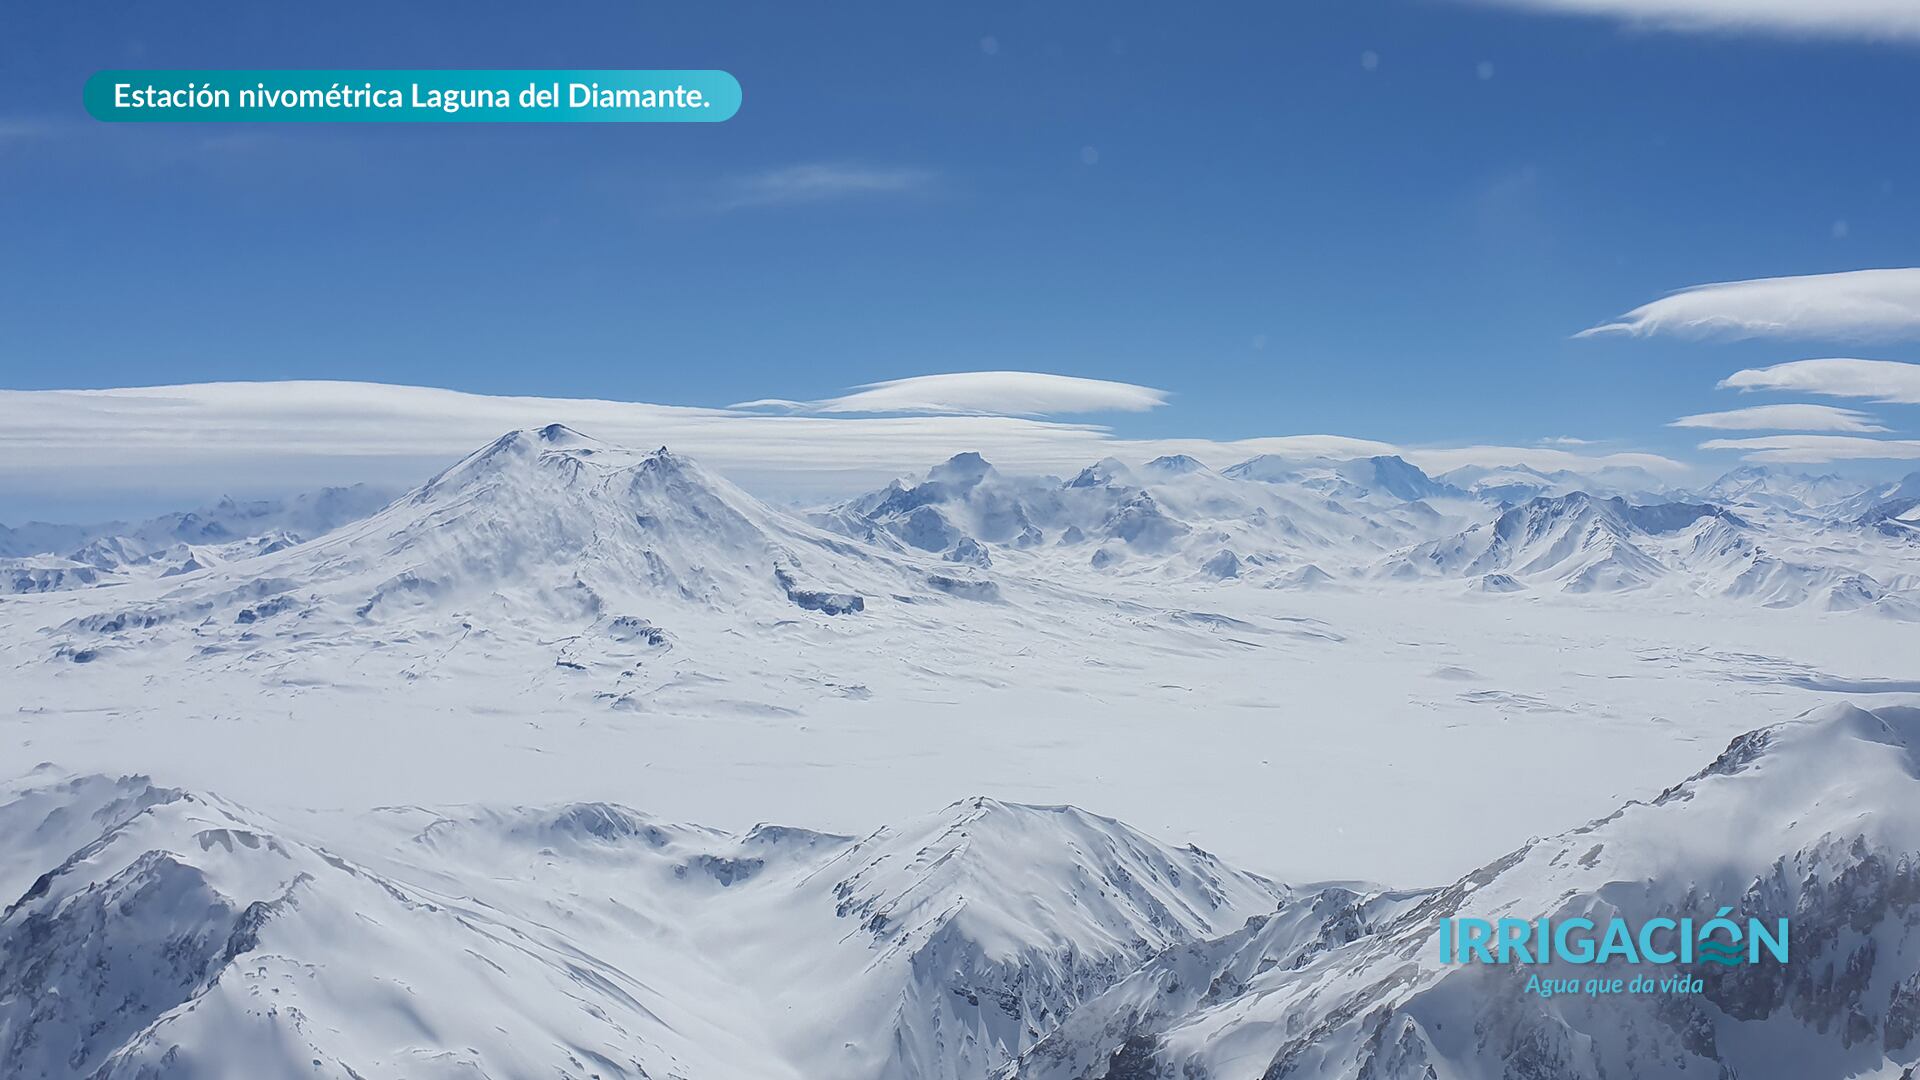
[732,371,1171,416]
[1481,0,1920,41]
[1719,358,1920,404]
[1580,269,1920,342]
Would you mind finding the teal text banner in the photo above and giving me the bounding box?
[84,70,741,122]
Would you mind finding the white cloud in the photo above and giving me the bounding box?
[1698,434,1920,464]
[1718,358,1920,404]
[1538,436,1596,446]
[1579,269,1920,341]
[1408,445,1686,476]
[0,381,1688,511]
[733,372,1170,416]
[0,119,50,142]
[1669,403,1889,432]
[717,163,935,209]
[1476,0,1920,39]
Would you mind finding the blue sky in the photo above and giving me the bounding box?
[5,0,1920,506]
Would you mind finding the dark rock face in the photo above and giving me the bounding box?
[926,573,999,601]
[774,567,864,614]
[945,537,993,569]
[1101,1035,1165,1079]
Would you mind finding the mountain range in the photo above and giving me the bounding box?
[6,429,1916,614]
[4,701,1916,1079]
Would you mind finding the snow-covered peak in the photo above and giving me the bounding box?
[1701,463,1867,513]
[927,451,996,489]
[1141,453,1212,476]
[1394,492,1733,594]
[1223,453,1459,502]
[28,429,1007,669]
[1063,457,1136,489]
[829,795,1284,960]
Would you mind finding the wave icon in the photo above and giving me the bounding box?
[1697,942,1744,966]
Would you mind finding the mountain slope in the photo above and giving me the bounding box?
[0,774,1303,1080]
[24,426,1001,665]
[1005,702,1920,1080]
[13,703,1919,1080]
[1392,492,1725,592]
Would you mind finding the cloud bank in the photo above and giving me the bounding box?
[1580,269,1920,341]
[732,372,1171,416]
[1669,403,1889,432]
[1477,0,1920,39]
[1699,434,1920,464]
[0,381,1685,516]
[1719,358,1920,404]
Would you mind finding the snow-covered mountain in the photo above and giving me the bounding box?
[7,701,1918,1079]
[1386,489,1920,614]
[11,429,1918,704]
[6,427,1920,1076]
[1222,453,1466,503]
[813,450,1476,584]
[18,426,1008,669]
[0,484,392,594]
[0,771,1300,1080]
[1835,470,1920,520]
[1839,471,1920,545]
[1439,462,1675,506]
[1004,701,1920,1080]
[1391,491,1727,593]
[1697,464,1868,516]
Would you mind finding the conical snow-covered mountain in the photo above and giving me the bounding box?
[326,422,951,618]
[22,426,1004,664]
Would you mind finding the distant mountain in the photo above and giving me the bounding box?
[1140,453,1211,477]
[815,449,1472,581]
[1385,490,1920,613]
[0,520,105,559]
[17,430,1911,617]
[813,452,1092,555]
[1699,464,1868,515]
[1223,454,1464,503]
[1842,471,1920,534]
[1439,462,1676,506]
[1393,492,1729,593]
[0,483,393,593]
